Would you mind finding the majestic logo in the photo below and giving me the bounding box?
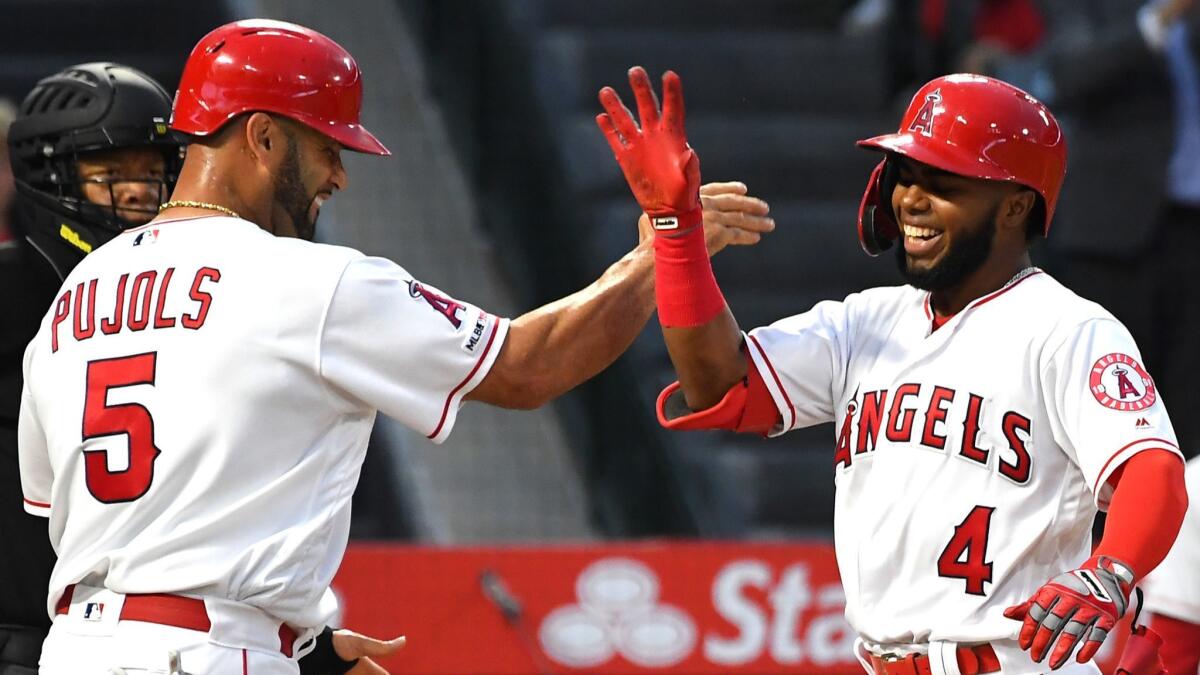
[538,558,697,669]
[907,88,943,138]
[1090,353,1157,412]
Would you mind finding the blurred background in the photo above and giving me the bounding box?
[1,0,1196,672]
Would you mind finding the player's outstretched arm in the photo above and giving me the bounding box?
[465,180,772,410]
[1003,449,1187,670]
[597,66,747,410]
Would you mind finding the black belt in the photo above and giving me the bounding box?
[0,625,45,670]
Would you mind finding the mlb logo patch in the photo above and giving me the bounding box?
[133,229,160,246]
[83,602,105,621]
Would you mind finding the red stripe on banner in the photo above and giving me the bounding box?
[428,315,499,440]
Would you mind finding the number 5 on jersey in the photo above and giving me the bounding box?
[83,352,162,503]
[938,505,995,596]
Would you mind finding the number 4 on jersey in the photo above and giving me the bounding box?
[938,505,995,596]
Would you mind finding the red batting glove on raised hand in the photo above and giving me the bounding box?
[596,67,724,328]
[1003,555,1135,670]
[596,67,701,231]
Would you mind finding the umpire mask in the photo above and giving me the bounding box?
[7,62,183,279]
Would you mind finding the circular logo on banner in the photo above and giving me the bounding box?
[576,558,658,619]
[538,605,613,668]
[1089,353,1156,411]
[615,605,697,667]
[539,558,697,669]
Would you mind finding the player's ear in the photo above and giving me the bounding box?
[998,188,1036,233]
[244,112,277,164]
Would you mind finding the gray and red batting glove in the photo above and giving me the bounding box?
[1003,555,1135,670]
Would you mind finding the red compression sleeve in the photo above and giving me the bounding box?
[652,210,726,328]
[1094,449,1188,580]
[657,349,780,434]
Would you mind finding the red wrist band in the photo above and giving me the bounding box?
[651,209,725,327]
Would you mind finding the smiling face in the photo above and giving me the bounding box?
[889,155,1031,291]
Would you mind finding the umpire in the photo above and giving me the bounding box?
[0,62,183,674]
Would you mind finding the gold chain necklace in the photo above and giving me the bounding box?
[158,200,241,220]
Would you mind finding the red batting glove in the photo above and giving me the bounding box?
[1003,555,1135,670]
[596,67,701,231]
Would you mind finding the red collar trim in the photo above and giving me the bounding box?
[930,312,955,331]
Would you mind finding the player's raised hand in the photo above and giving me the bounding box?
[597,67,701,230]
[334,630,406,675]
[638,181,775,255]
[1003,556,1134,670]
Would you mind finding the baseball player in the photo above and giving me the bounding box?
[1134,455,1200,674]
[16,21,773,675]
[6,62,413,675]
[596,68,1189,674]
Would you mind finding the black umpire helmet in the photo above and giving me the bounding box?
[7,62,183,279]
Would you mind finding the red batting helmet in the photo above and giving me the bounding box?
[855,74,1066,255]
[170,19,390,156]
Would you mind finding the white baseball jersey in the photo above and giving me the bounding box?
[18,215,509,627]
[744,269,1182,650]
[1141,456,1200,624]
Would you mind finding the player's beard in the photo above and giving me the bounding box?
[274,135,318,241]
[895,204,998,291]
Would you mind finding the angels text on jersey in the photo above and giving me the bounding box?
[833,384,1033,485]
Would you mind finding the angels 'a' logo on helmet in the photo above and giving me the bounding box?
[908,88,943,138]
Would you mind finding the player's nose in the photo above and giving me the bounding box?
[330,163,348,192]
[895,182,930,213]
[117,181,156,206]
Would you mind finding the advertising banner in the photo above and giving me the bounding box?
[332,541,1132,673]
[333,541,861,673]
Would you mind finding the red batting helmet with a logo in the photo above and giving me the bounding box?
[170,19,390,156]
[855,74,1066,255]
